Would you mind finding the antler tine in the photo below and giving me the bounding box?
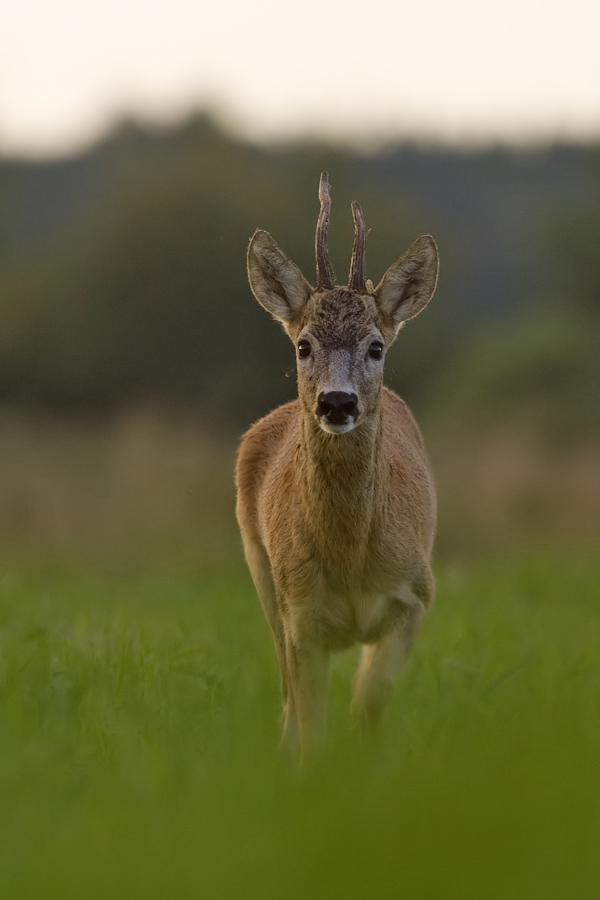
[349,200,366,293]
[315,172,336,290]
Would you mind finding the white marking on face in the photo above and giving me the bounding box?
[319,419,357,435]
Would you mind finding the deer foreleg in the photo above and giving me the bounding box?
[283,634,329,753]
[243,539,290,719]
[351,591,425,732]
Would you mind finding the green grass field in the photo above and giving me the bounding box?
[1,551,599,899]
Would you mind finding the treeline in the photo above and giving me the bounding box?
[0,115,598,434]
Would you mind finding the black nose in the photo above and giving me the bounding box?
[317,391,359,424]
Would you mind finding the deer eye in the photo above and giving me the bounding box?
[368,341,384,360]
[297,340,311,359]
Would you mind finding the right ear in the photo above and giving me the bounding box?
[247,230,313,327]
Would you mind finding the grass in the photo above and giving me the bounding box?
[0,550,599,899]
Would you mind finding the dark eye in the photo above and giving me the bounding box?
[368,341,384,360]
[297,340,311,358]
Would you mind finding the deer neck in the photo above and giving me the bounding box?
[298,401,386,545]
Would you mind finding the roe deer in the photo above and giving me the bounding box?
[236,173,439,750]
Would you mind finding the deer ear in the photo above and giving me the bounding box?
[247,230,313,326]
[375,235,439,333]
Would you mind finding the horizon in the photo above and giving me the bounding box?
[2,106,600,165]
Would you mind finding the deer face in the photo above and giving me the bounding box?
[247,174,438,435]
[294,289,385,434]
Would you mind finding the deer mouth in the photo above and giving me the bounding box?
[319,418,357,435]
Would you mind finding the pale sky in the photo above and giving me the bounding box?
[1,0,599,157]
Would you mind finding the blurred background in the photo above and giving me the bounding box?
[1,0,598,570]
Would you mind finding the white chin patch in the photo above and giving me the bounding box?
[318,418,356,435]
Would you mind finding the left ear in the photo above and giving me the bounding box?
[375,235,439,333]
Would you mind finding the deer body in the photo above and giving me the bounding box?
[236,175,439,748]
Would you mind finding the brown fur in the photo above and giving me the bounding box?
[236,188,439,750]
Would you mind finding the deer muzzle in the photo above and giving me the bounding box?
[316,391,359,434]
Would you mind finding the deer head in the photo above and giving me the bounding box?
[247,173,439,435]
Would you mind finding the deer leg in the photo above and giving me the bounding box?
[242,539,290,722]
[351,590,426,732]
[283,634,329,752]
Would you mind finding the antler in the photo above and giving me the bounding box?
[316,172,336,290]
[348,200,366,293]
